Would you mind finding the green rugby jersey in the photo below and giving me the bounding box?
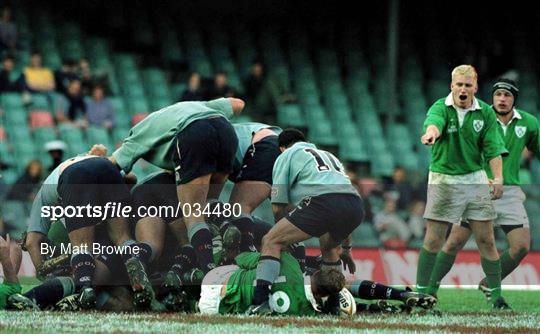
[112,98,234,172]
[423,96,508,175]
[271,142,358,205]
[232,122,282,165]
[219,252,316,316]
[485,109,540,185]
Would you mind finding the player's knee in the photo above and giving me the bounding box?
[475,234,496,250]
[443,238,465,254]
[510,243,530,260]
[423,236,444,252]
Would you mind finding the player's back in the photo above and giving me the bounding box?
[273,142,358,205]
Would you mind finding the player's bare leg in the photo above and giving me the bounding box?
[208,172,229,202]
[229,181,271,214]
[416,220,449,293]
[135,217,166,260]
[319,233,342,271]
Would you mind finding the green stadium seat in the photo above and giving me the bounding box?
[33,127,57,143]
[276,103,306,128]
[127,98,150,114]
[30,94,51,111]
[1,93,24,109]
[307,122,338,147]
[86,126,113,150]
[5,107,27,127]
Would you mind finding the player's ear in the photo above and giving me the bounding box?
[229,98,245,115]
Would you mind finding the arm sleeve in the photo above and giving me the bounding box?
[271,152,292,204]
[205,98,234,119]
[423,102,447,133]
[526,118,540,159]
[27,188,53,234]
[482,111,509,160]
[0,282,21,309]
[112,127,152,173]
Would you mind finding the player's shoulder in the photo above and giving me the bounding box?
[516,109,539,126]
[430,98,447,109]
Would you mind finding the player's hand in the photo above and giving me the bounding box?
[489,179,503,200]
[421,126,440,145]
[0,234,11,262]
[340,247,356,274]
[88,144,108,156]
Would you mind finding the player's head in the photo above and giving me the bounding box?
[311,268,346,300]
[278,128,306,152]
[492,78,518,115]
[450,65,478,109]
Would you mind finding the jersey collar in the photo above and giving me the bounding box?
[445,93,481,111]
[495,108,522,126]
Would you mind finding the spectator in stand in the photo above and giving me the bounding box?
[0,54,21,92]
[408,200,426,239]
[6,160,42,202]
[54,58,80,96]
[244,61,265,104]
[54,79,86,125]
[180,72,205,101]
[373,197,411,249]
[79,58,111,96]
[205,71,236,100]
[22,51,55,93]
[385,166,415,211]
[0,7,16,51]
[86,84,115,129]
[44,140,65,173]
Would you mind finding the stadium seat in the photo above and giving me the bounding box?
[1,200,28,238]
[33,127,57,143]
[5,107,27,127]
[276,103,306,128]
[30,94,51,111]
[1,93,24,109]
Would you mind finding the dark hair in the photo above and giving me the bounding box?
[312,269,345,297]
[3,54,14,61]
[278,128,306,148]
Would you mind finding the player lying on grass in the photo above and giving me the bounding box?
[197,251,436,316]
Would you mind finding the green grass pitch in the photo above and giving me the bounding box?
[0,288,539,333]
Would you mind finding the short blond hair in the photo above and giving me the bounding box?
[451,65,478,81]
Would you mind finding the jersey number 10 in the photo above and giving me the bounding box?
[304,148,344,174]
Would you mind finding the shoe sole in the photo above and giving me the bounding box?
[126,258,155,309]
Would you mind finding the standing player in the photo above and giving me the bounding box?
[109,98,244,274]
[417,65,510,309]
[0,234,21,309]
[425,78,540,300]
[248,129,364,312]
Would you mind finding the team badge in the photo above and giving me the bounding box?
[473,120,484,132]
[515,126,526,138]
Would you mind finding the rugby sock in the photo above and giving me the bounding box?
[350,280,402,300]
[171,245,197,278]
[71,253,96,291]
[253,255,280,305]
[24,277,75,308]
[231,216,256,253]
[499,249,521,279]
[480,257,502,302]
[289,242,306,273]
[416,247,438,293]
[188,222,215,273]
[426,251,456,296]
[321,260,342,272]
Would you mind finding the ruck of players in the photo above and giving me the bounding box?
[1,69,538,318]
